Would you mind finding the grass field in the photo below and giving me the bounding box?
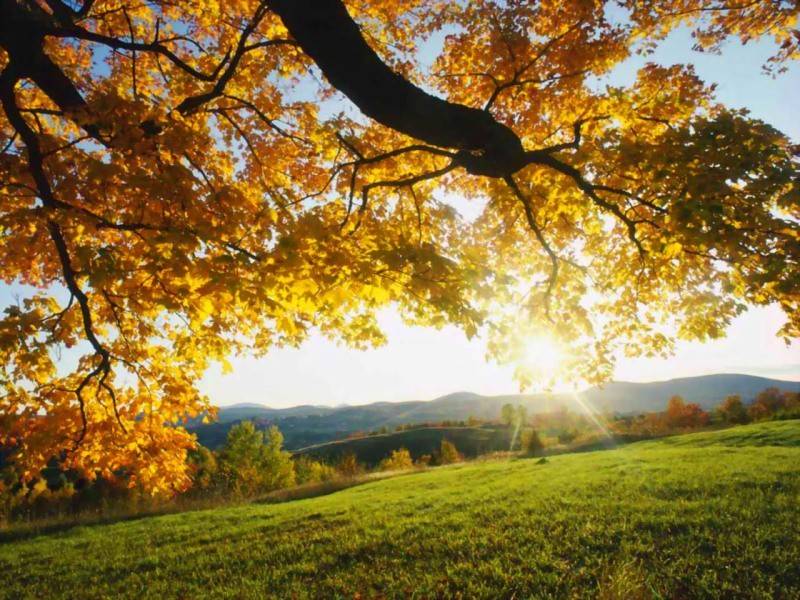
[2,421,799,599]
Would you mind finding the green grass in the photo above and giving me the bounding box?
[2,421,799,599]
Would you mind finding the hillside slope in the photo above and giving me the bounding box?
[2,421,799,599]
[294,426,513,466]
[194,373,800,449]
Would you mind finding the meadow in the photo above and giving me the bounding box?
[1,420,799,599]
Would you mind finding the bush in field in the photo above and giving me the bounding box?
[379,448,414,472]
[218,422,295,496]
[416,454,433,467]
[717,395,750,425]
[438,440,461,465]
[336,452,363,478]
[294,456,337,485]
[523,430,545,457]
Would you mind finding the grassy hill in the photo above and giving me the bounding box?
[2,421,799,598]
[193,373,800,449]
[295,426,513,466]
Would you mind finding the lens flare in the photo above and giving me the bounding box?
[570,391,614,441]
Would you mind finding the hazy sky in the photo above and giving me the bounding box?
[2,28,798,408]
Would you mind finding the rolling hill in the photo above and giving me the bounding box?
[295,426,514,467]
[3,420,799,598]
[192,373,800,449]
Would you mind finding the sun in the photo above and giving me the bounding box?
[522,336,565,374]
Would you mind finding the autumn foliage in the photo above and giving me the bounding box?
[0,0,798,491]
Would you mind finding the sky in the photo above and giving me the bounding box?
[200,28,800,408]
[2,27,798,408]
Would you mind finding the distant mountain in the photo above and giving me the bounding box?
[215,403,335,423]
[191,373,800,450]
[583,374,800,413]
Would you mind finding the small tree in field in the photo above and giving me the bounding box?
[218,422,295,496]
[717,395,750,425]
[379,448,414,472]
[294,456,336,485]
[523,430,545,457]
[259,427,297,492]
[336,452,363,478]
[666,396,687,428]
[439,440,461,465]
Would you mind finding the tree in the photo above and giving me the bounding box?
[438,439,461,465]
[501,403,516,428]
[665,395,709,430]
[218,422,294,496]
[187,445,219,492]
[1,0,798,491]
[748,387,798,421]
[717,395,749,425]
[681,402,710,429]
[522,429,545,457]
[335,452,362,478]
[516,405,529,429]
[666,396,687,428]
[293,455,336,485]
[378,448,413,471]
[259,425,296,491]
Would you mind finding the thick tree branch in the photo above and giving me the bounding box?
[267,0,529,177]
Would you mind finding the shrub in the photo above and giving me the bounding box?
[378,448,414,472]
[438,440,461,465]
[336,452,363,478]
[415,454,432,467]
[294,456,336,485]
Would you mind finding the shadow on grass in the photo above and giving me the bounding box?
[0,497,247,544]
[255,469,423,505]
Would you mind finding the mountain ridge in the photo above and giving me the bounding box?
[192,373,800,449]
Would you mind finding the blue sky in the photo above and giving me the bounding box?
[2,27,798,407]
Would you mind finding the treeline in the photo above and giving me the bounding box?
[0,422,463,525]
[612,387,800,437]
